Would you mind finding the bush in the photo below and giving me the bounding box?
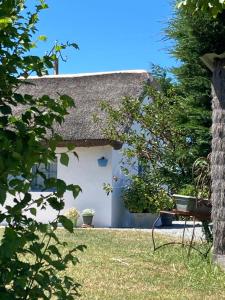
[122,176,174,213]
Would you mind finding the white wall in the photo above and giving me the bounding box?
[56,146,112,227]
[4,145,133,228]
[110,97,151,227]
[3,146,113,227]
[111,149,127,227]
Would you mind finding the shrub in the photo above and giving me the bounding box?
[122,176,174,213]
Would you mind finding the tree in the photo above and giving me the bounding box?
[0,0,85,298]
[166,7,225,159]
[101,67,203,197]
[176,1,225,268]
[177,0,225,17]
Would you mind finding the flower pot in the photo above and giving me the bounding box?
[173,194,196,212]
[82,215,93,226]
[97,157,108,167]
[131,213,158,229]
[72,218,78,227]
[160,213,173,226]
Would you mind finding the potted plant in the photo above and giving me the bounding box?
[64,208,80,227]
[174,155,212,216]
[173,185,197,212]
[122,175,174,228]
[81,209,95,226]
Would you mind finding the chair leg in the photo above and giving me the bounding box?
[152,215,161,251]
[188,216,196,257]
[182,218,187,247]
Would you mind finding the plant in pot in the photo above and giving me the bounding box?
[122,175,174,228]
[174,155,212,242]
[173,184,197,212]
[174,155,212,215]
[81,209,95,227]
[192,155,212,242]
[64,208,80,227]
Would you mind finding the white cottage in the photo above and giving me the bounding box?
[16,70,152,227]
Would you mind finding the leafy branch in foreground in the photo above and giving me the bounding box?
[0,0,84,299]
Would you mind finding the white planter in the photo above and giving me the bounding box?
[131,213,158,229]
[173,194,211,215]
[173,194,196,212]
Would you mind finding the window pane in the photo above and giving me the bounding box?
[31,159,57,192]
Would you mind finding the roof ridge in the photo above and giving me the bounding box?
[27,69,149,79]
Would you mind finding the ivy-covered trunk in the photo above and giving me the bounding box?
[211,59,225,268]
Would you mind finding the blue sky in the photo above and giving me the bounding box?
[33,0,176,74]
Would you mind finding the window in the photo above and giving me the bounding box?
[31,160,57,192]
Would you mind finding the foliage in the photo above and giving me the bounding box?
[81,209,95,216]
[101,5,225,212]
[165,1,225,185]
[100,63,212,213]
[166,1,225,160]
[166,14,216,161]
[122,175,174,213]
[101,72,205,194]
[177,0,225,18]
[166,5,225,243]
[192,155,211,199]
[177,184,197,197]
[103,182,113,195]
[0,0,84,299]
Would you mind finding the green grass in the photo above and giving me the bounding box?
[57,229,225,300]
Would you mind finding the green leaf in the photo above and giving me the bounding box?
[38,35,47,41]
[58,215,74,233]
[60,153,69,166]
[0,189,7,205]
[67,184,82,199]
[67,144,75,151]
[0,17,12,28]
[56,179,67,197]
[48,245,61,258]
[76,244,87,252]
[0,105,12,115]
[60,94,75,108]
[47,197,64,211]
[30,208,37,216]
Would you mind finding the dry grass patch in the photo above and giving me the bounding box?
[1,227,225,299]
[56,229,225,299]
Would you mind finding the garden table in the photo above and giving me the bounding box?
[152,209,212,257]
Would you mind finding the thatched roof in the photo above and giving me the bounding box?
[17,70,152,148]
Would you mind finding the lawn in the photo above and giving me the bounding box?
[58,229,225,300]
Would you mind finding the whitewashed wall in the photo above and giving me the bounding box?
[4,145,134,228]
[39,146,113,227]
[58,146,112,227]
[111,149,126,227]
[5,145,114,227]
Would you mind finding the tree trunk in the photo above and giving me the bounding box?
[212,58,225,269]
